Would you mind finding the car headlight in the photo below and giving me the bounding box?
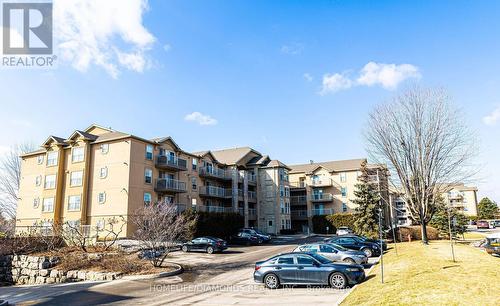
[346,268,360,272]
[372,245,378,249]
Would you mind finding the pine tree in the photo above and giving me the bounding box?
[352,161,381,239]
[477,197,499,219]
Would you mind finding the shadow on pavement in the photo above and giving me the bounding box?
[35,291,131,306]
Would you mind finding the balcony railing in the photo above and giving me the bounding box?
[310,193,334,202]
[248,191,256,201]
[311,208,334,216]
[289,181,306,188]
[199,167,231,180]
[248,173,257,184]
[310,179,333,187]
[155,178,187,193]
[249,208,256,216]
[199,186,232,198]
[155,155,187,171]
[291,210,308,218]
[197,205,234,213]
[290,195,307,205]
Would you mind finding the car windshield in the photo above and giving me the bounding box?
[329,243,348,251]
[308,252,332,264]
[253,229,266,235]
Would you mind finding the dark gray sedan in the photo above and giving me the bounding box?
[254,252,365,289]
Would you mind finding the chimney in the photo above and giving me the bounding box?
[309,160,314,164]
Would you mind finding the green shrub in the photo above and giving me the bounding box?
[326,213,356,229]
[312,215,335,234]
[183,210,244,240]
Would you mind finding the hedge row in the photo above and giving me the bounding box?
[183,210,244,240]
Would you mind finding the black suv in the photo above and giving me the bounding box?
[182,236,228,254]
[240,228,271,243]
[342,234,387,251]
[325,236,381,257]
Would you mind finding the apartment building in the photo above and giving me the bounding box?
[287,159,390,232]
[16,124,293,236]
[390,183,479,226]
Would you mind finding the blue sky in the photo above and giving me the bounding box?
[0,0,499,201]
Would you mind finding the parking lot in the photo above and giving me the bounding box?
[1,235,379,305]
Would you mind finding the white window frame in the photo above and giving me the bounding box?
[98,192,106,204]
[342,202,348,212]
[145,144,154,160]
[340,172,347,183]
[100,143,109,154]
[44,174,56,189]
[33,197,40,209]
[144,192,152,206]
[71,146,85,163]
[42,197,54,212]
[341,187,347,197]
[144,168,152,184]
[96,219,105,230]
[70,171,83,187]
[100,167,108,179]
[35,175,42,186]
[37,155,44,164]
[46,151,58,166]
[192,158,198,170]
[68,195,82,211]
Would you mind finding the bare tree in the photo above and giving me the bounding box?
[0,143,35,219]
[132,201,195,267]
[365,86,476,243]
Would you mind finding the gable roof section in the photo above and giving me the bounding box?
[83,124,114,135]
[151,136,181,151]
[66,130,98,142]
[210,147,262,165]
[191,150,223,164]
[42,135,67,147]
[288,158,367,174]
[263,159,291,170]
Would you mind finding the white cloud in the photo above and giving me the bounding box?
[184,112,218,126]
[320,73,353,95]
[54,0,155,78]
[303,73,313,82]
[319,61,421,95]
[483,106,500,126]
[163,44,172,52]
[280,43,303,55]
[357,62,421,89]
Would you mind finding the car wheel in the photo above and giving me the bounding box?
[258,239,263,244]
[329,272,347,289]
[264,273,280,289]
[343,258,356,264]
[206,246,214,254]
[362,248,373,257]
[246,241,251,246]
[181,246,188,252]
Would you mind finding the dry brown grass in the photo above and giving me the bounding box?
[342,241,500,306]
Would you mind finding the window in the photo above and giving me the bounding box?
[100,143,109,154]
[33,197,40,209]
[144,192,152,206]
[98,192,106,204]
[340,172,347,183]
[296,255,314,265]
[192,158,198,170]
[277,256,294,265]
[100,167,108,179]
[68,195,81,211]
[37,155,44,164]
[342,202,348,212]
[285,186,290,197]
[280,185,285,197]
[72,147,85,163]
[191,198,197,206]
[145,144,153,160]
[341,187,347,197]
[281,219,285,229]
[46,151,58,166]
[280,199,285,214]
[70,171,83,187]
[96,219,105,230]
[191,177,197,190]
[42,197,54,212]
[144,168,152,184]
[44,174,56,189]
[35,175,42,186]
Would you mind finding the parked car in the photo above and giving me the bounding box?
[254,252,365,289]
[483,237,500,256]
[477,220,491,229]
[336,227,354,235]
[293,243,368,264]
[325,236,381,257]
[181,236,227,254]
[240,228,271,243]
[342,234,388,251]
[230,231,260,245]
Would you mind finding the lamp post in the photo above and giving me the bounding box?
[447,205,456,262]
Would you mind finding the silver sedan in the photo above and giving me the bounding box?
[292,243,368,265]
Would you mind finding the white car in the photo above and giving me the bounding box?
[336,227,354,235]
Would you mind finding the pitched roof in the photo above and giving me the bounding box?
[150,136,181,150]
[288,158,367,174]
[42,135,67,147]
[66,130,98,142]
[263,159,291,170]
[209,147,261,165]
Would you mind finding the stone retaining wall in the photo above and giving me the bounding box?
[0,255,121,286]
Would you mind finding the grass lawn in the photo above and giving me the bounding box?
[461,232,486,240]
[342,241,499,306]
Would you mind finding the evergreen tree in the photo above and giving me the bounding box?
[430,202,468,238]
[477,197,499,219]
[352,161,381,239]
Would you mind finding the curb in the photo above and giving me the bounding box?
[336,255,381,305]
[121,263,183,281]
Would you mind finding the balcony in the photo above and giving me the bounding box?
[310,179,334,188]
[291,210,308,219]
[247,173,257,185]
[311,208,334,216]
[155,178,187,193]
[310,193,334,202]
[289,181,307,189]
[199,186,232,199]
[237,208,257,217]
[199,167,231,181]
[248,191,257,202]
[155,155,187,171]
[290,195,307,205]
[197,205,234,213]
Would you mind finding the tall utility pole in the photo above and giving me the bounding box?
[388,193,398,255]
[376,169,384,284]
[447,206,456,262]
